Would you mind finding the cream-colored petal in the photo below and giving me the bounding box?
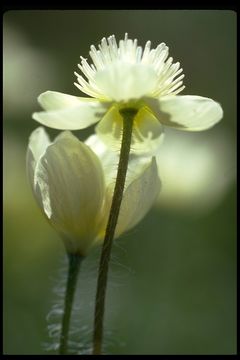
[96,105,164,156]
[33,131,105,255]
[95,105,122,150]
[27,126,51,163]
[131,106,165,155]
[37,91,90,110]
[93,63,158,102]
[85,133,118,186]
[32,91,109,130]
[146,95,223,131]
[26,127,51,193]
[116,157,161,237]
[95,156,160,242]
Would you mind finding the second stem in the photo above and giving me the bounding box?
[59,253,82,355]
[92,108,137,355]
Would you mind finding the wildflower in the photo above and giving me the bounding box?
[32,34,223,155]
[153,129,235,213]
[26,127,160,255]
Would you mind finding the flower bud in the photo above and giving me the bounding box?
[27,127,105,255]
[27,128,161,255]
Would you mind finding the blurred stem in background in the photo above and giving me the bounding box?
[59,254,83,355]
[93,109,135,355]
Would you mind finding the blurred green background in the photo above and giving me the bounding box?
[3,10,236,355]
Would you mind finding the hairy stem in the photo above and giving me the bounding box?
[59,253,83,355]
[92,108,137,355]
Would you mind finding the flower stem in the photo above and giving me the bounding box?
[92,108,137,355]
[59,253,83,355]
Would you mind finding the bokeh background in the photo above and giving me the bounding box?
[3,10,236,355]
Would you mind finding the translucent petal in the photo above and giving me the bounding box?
[131,106,165,155]
[37,91,90,110]
[116,157,160,237]
[27,126,51,163]
[26,127,51,193]
[84,134,118,186]
[32,91,109,130]
[85,133,152,194]
[97,157,160,240]
[33,131,105,255]
[146,95,223,131]
[93,63,158,101]
[96,105,164,156]
[95,105,124,150]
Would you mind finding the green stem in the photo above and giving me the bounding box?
[59,253,83,355]
[92,108,137,355]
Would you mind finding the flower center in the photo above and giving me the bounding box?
[74,34,185,102]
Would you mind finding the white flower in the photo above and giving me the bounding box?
[153,129,236,214]
[32,34,223,155]
[27,127,160,255]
